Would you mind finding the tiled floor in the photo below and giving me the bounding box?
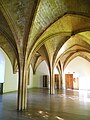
[0,89,90,120]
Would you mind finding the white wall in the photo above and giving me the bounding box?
[64,56,90,90]
[0,48,18,93]
[28,61,50,88]
[0,50,5,83]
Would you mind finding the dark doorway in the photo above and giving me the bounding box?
[43,75,48,87]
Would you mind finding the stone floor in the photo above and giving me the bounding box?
[0,89,90,120]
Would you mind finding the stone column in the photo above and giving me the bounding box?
[61,63,64,89]
[50,67,55,95]
[17,65,24,111]
[17,60,28,111]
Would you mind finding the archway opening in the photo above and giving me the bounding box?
[64,56,90,90]
[31,60,50,89]
[0,49,5,83]
[0,48,18,93]
[0,49,5,94]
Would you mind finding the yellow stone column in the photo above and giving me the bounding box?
[50,65,55,95]
[17,60,28,111]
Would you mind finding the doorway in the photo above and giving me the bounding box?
[43,75,48,88]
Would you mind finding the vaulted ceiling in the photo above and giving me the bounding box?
[0,0,90,73]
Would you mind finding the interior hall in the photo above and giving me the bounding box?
[0,0,90,120]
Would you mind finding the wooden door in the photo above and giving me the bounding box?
[65,74,73,89]
[54,74,59,89]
